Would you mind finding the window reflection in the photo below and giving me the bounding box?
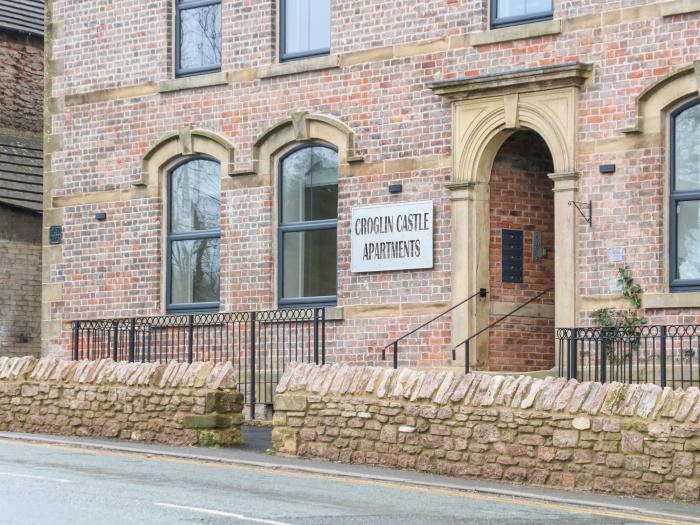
[671,100,700,289]
[178,1,222,75]
[168,158,221,310]
[282,0,330,59]
[279,146,338,305]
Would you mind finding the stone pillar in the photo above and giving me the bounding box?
[448,181,490,370]
[548,172,580,367]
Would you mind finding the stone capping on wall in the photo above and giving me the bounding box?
[0,356,244,446]
[0,356,237,390]
[273,363,700,502]
[275,363,699,421]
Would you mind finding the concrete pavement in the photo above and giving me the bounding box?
[0,429,698,525]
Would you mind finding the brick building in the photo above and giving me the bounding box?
[44,0,699,373]
[0,1,44,358]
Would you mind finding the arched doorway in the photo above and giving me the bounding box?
[432,64,592,372]
[488,130,555,372]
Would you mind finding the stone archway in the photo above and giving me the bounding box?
[431,63,591,371]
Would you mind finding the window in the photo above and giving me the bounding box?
[279,145,338,306]
[280,0,331,61]
[176,0,222,77]
[168,158,221,311]
[670,99,700,291]
[491,0,553,28]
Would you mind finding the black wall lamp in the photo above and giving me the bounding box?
[95,212,107,222]
[388,183,403,194]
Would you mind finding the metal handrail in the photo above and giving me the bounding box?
[383,288,487,369]
[452,288,554,373]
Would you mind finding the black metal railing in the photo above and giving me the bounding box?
[382,289,487,369]
[558,324,700,389]
[72,308,326,418]
[452,288,554,373]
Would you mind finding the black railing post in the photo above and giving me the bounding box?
[112,320,118,361]
[464,340,470,374]
[321,307,326,365]
[568,330,578,380]
[660,325,667,388]
[600,335,607,384]
[187,314,194,364]
[393,341,398,370]
[250,312,257,420]
[628,339,634,384]
[313,308,320,365]
[128,318,136,363]
[71,321,80,360]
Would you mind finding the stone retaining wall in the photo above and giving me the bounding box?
[0,356,244,446]
[272,363,700,502]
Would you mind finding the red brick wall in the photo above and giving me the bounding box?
[0,32,43,134]
[488,131,555,372]
[45,0,700,364]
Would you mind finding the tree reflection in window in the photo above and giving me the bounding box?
[168,158,221,311]
[177,0,222,76]
[279,145,338,306]
[671,99,700,289]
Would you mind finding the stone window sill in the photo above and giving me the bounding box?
[661,0,700,17]
[644,292,700,309]
[158,72,229,93]
[324,306,344,321]
[257,54,340,80]
[470,19,562,47]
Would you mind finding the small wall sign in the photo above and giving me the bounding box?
[49,225,62,245]
[351,201,433,273]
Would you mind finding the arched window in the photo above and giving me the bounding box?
[279,145,338,306]
[670,99,700,291]
[167,158,221,311]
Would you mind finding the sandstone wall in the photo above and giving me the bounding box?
[0,357,244,446]
[0,207,42,358]
[273,363,700,502]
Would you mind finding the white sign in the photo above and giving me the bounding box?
[351,201,433,273]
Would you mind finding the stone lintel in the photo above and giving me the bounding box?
[429,62,593,101]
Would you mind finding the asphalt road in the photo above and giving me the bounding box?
[0,439,697,525]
